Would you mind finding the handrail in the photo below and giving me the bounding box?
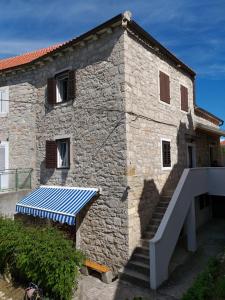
[150,168,210,289]
[0,168,32,172]
[0,168,33,192]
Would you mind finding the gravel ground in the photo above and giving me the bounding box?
[0,279,24,300]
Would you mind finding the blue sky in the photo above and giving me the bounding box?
[0,0,225,127]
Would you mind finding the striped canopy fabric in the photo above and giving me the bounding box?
[16,186,98,225]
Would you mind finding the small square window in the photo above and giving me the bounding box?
[57,139,70,169]
[56,72,69,103]
[162,140,171,169]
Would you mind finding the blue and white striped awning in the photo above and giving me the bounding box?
[16,186,99,225]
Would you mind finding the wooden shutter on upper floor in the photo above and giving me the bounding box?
[159,71,170,104]
[68,70,76,101]
[47,78,56,105]
[46,140,57,169]
[180,85,188,112]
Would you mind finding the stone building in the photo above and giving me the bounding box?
[0,11,225,288]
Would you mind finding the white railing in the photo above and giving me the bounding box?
[150,167,225,289]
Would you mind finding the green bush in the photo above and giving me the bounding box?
[215,276,225,298]
[182,258,220,300]
[0,218,84,300]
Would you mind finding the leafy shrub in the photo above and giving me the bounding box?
[0,218,84,300]
[215,276,225,298]
[182,258,220,300]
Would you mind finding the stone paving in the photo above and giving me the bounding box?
[0,279,24,300]
[73,219,225,300]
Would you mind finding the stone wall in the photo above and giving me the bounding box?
[123,30,213,254]
[33,28,129,273]
[0,73,37,186]
[0,21,222,272]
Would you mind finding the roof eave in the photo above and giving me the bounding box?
[127,20,196,78]
[194,106,224,126]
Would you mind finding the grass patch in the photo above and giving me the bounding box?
[0,218,84,300]
[182,255,225,300]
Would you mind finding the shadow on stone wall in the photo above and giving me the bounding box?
[39,160,54,184]
[138,179,159,237]
[113,113,197,298]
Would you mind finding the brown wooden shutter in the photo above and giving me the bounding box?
[47,78,56,105]
[159,71,170,104]
[46,140,57,169]
[68,70,76,101]
[180,85,188,112]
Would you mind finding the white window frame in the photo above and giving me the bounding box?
[57,139,70,169]
[180,83,189,114]
[56,72,69,103]
[0,86,9,116]
[161,138,172,170]
[158,69,171,106]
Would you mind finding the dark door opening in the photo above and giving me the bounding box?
[212,196,225,218]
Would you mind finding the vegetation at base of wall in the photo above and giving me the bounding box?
[182,257,225,300]
[0,218,84,300]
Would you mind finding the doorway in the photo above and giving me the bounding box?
[187,143,196,168]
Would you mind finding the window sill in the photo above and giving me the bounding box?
[180,108,189,114]
[0,113,8,117]
[56,167,70,170]
[162,166,172,171]
[54,99,73,107]
[158,98,171,106]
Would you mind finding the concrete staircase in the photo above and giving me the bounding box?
[119,196,171,288]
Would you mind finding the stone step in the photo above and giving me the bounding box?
[146,223,158,232]
[135,246,149,256]
[128,260,150,276]
[139,238,149,248]
[149,217,161,226]
[155,206,167,214]
[119,268,149,289]
[157,202,169,208]
[161,190,174,197]
[144,230,155,240]
[152,211,164,219]
[159,195,171,202]
[132,252,150,265]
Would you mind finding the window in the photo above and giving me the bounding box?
[56,72,69,103]
[180,85,188,112]
[162,140,171,169]
[0,87,9,114]
[47,70,76,106]
[159,71,170,104]
[57,139,70,168]
[45,138,70,169]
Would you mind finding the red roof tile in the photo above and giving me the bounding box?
[0,44,62,71]
[221,140,225,145]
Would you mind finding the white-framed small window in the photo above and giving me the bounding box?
[161,138,172,170]
[0,87,9,115]
[57,139,70,169]
[56,72,69,103]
